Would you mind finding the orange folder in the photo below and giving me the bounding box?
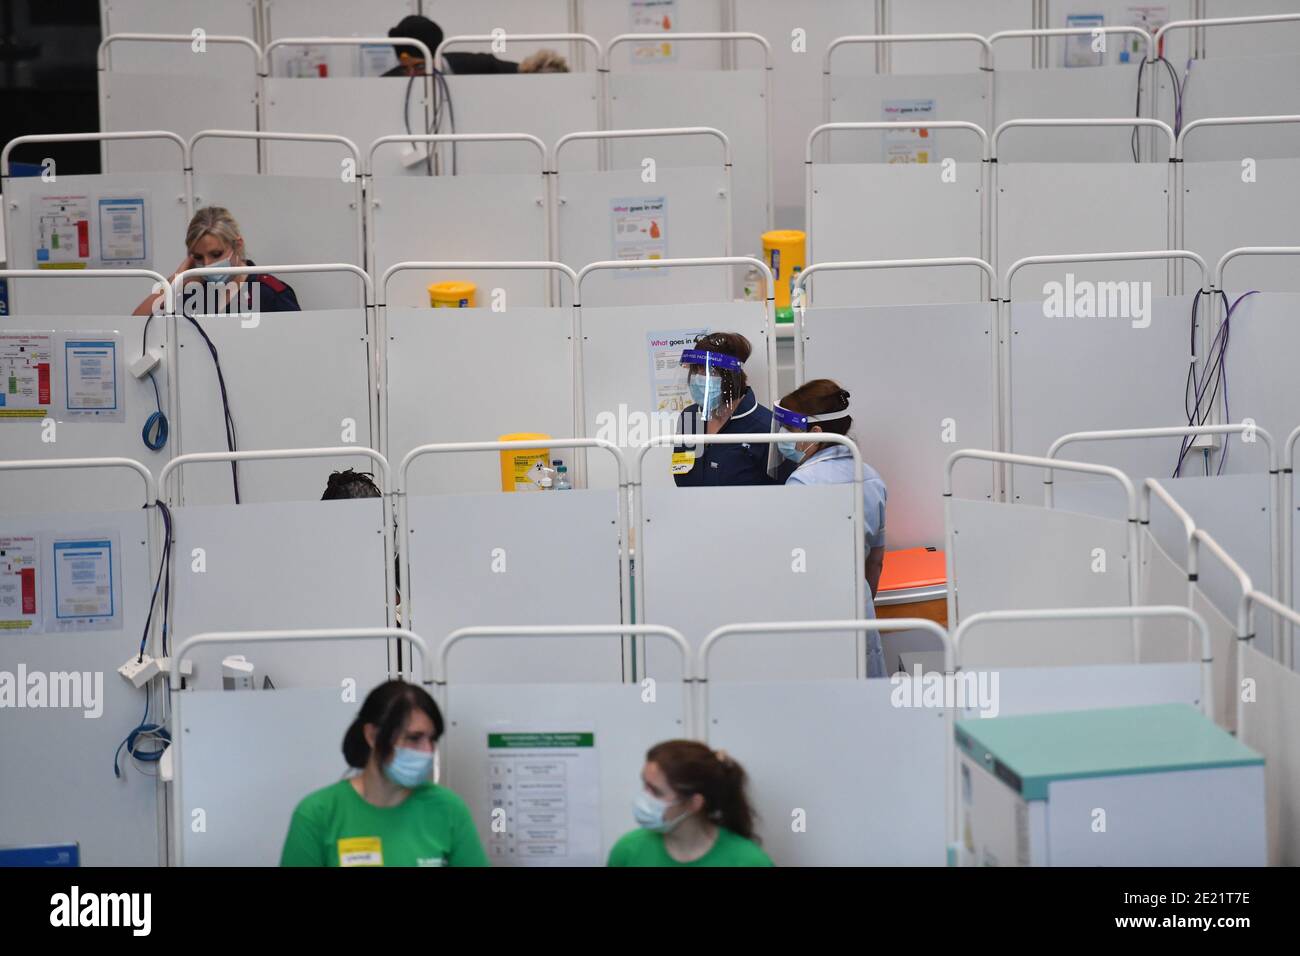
[877,546,946,593]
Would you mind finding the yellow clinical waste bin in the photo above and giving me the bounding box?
[428,281,477,308]
[499,433,551,492]
[762,229,805,324]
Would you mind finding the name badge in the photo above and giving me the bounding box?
[670,450,695,475]
[338,836,383,867]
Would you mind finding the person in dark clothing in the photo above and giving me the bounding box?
[382,15,518,76]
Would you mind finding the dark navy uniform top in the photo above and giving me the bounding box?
[181,260,300,316]
[672,386,792,487]
[382,52,518,76]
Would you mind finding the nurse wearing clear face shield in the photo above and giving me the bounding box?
[671,332,790,487]
[771,379,889,677]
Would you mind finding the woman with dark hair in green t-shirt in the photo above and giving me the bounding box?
[280,680,488,867]
[607,740,773,867]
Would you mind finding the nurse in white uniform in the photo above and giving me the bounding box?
[773,380,888,677]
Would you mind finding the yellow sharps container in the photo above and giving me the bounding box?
[499,433,552,492]
[428,281,477,308]
[761,230,806,324]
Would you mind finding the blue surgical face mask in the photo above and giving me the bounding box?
[203,257,233,286]
[633,789,689,833]
[777,438,804,463]
[383,746,435,789]
[688,374,722,415]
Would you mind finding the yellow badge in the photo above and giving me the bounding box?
[338,836,383,867]
[670,450,695,475]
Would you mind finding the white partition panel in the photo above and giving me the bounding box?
[994,69,1152,160]
[557,168,731,303]
[0,505,160,865]
[802,302,997,547]
[191,174,365,309]
[1202,3,1300,58]
[1240,642,1300,865]
[808,165,984,304]
[1180,56,1300,156]
[888,1,1033,72]
[2,173,190,316]
[708,679,947,865]
[1055,474,1273,630]
[405,491,624,682]
[1194,587,1242,731]
[997,166,1171,298]
[177,685,363,866]
[264,0,418,73]
[441,75,602,173]
[946,498,1133,663]
[174,309,373,505]
[608,70,768,259]
[1183,161,1300,292]
[370,175,548,308]
[1136,530,1239,731]
[640,484,861,680]
[1219,294,1300,450]
[579,301,769,489]
[828,75,991,159]
[580,0,724,70]
[386,307,573,490]
[264,79,425,178]
[958,663,1204,720]
[170,498,391,689]
[0,312,169,514]
[734,1,875,224]
[1007,296,1192,486]
[102,6,257,71]
[425,1,572,40]
[1152,476,1272,620]
[442,680,687,866]
[102,72,259,173]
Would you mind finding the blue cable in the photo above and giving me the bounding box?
[141,369,168,451]
[113,684,171,779]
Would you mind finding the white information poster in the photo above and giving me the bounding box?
[629,0,677,62]
[882,99,937,164]
[1065,14,1106,68]
[61,334,124,421]
[51,534,120,632]
[611,196,668,263]
[97,197,148,264]
[0,332,54,421]
[359,43,399,77]
[34,195,91,269]
[0,535,42,633]
[646,327,709,415]
[1123,6,1169,64]
[485,728,601,867]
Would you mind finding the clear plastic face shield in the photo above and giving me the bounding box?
[680,348,744,427]
[768,401,852,479]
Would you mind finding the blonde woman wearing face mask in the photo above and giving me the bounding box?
[133,206,300,317]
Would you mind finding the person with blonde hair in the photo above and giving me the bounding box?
[133,206,300,316]
[519,49,570,73]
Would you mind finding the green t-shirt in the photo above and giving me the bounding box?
[280,779,489,868]
[607,827,773,867]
